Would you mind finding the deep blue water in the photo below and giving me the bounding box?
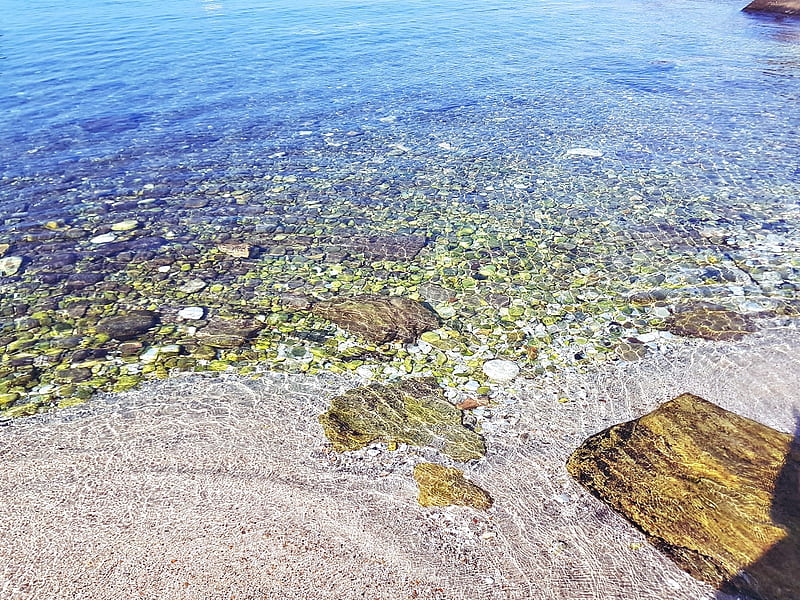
[2,0,799,214]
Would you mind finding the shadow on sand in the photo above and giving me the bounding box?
[717,413,800,600]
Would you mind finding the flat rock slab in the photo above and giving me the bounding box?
[195,317,264,349]
[312,295,439,344]
[96,310,159,340]
[744,0,800,15]
[663,302,755,341]
[318,378,485,461]
[413,463,493,509]
[567,393,800,600]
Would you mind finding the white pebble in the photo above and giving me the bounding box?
[355,365,374,379]
[178,306,205,320]
[90,233,116,244]
[482,359,520,382]
[565,147,603,157]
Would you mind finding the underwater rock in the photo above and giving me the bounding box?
[743,0,800,14]
[216,242,253,258]
[195,316,263,348]
[0,256,23,277]
[482,359,520,382]
[312,295,439,344]
[413,463,493,509]
[339,233,427,261]
[178,306,205,320]
[318,378,485,461]
[567,393,800,600]
[663,302,755,341]
[96,310,159,340]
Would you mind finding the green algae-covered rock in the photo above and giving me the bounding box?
[663,302,755,341]
[567,394,800,600]
[319,378,485,461]
[312,295,439,344]
[413,462,493,510]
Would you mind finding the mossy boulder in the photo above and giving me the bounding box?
[312,295,439,344]
[663,302,755,341]
[319,378,485,461]
[567,394,800,600]
[413,463,493,509]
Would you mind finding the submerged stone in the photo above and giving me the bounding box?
[0,256,23,277]
[567,393,800,600]
[312,295,439,344]
[413,463,493,510]
[743,0,800,15]
[195,317,264,348]
[663,302,755,341]
[318,378,485,461]
[96,310,159,340]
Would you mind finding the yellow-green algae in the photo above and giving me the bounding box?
[663,302,755,341]
[318,378,485,461]
[413,462,493,509]
[567,394,800,600]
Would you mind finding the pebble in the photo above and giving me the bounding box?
[482,359,520,382]
[178,306,205,320]
[0,256,23,276]
[90,233,117,244]
[565,147,603,157]
[355,365,375,379]
[178,279,207,293]
[110,219,139,231]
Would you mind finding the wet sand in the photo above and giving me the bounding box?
[2,325,799,600]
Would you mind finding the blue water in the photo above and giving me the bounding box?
[2,0,800,410]
[3,0,799,204]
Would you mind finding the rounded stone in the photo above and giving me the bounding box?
[0,256,23,276]
[90,233,117,244]
[178,306,205,320]
[482,359,520,382]
[96,310,159,340]
[110,219,139,232]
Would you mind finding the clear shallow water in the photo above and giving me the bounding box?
[1,0,800,412]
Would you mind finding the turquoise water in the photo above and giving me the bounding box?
[1,0,799,412]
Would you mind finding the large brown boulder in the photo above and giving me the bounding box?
[743,0,800,15]
[567,394,799,600]
[312,295,439,344]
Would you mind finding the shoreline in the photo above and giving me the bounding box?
[3,324,799,599]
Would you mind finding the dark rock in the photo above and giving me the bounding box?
[743,0,800,15]
[55,367,92,383]
[312,295,439,344]
[64,272,106,291]
[663,302,755,341]
[318,378,485,462]
[567,394,800,600]
[69,348,109,363]
[47,252,79,269]
[195,317,264,348]
[95,310,159,340]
